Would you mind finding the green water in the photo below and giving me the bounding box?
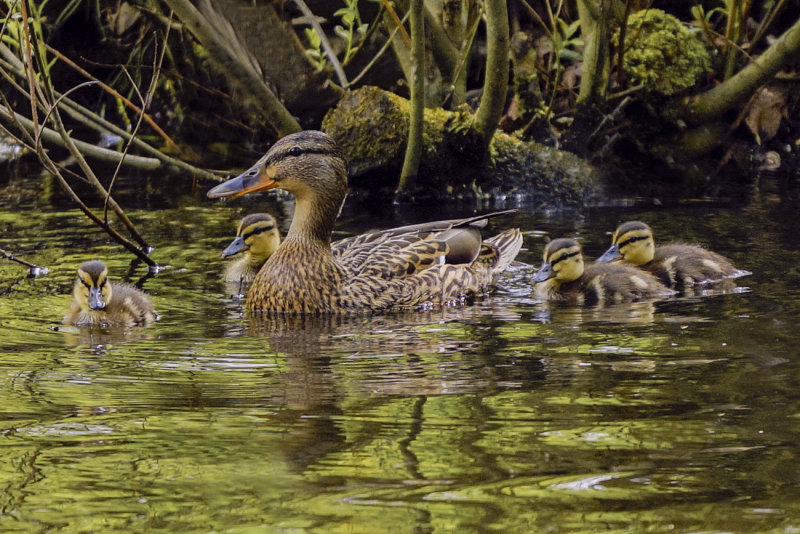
[2,178,800,533]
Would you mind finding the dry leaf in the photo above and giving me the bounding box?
[745,86,787,144]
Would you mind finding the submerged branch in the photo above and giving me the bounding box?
[0,247,49,277]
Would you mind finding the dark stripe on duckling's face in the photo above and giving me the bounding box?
[609,222,655,266]
[241,223,275,241]
[76,261,112,311]
[617,234,649,249]
[549,249,580,266]
[534,239,584,283]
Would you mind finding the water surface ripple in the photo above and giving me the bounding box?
[1,186,800,532]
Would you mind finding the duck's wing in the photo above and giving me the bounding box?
[111,284,157,325]
[654,244,746,286]
[332,210,516,273]
[342,227,524,310]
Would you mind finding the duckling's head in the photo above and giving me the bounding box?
[533,238,584,285]
[222,213,280,261]
[597,221,655,266]
[73,260,112,311]
[207,131,347,208]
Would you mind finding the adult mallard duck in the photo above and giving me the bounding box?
[63,260,156,326]
[596,221,749,288]
[222,213,281,284]
[533,238,673,304]
[207,130,523,314]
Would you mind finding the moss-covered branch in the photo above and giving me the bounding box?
[397,0,424,195]
[576,0,609,105]
[472,0,509,151]
[682,16,800,123]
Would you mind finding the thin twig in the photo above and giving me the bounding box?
[0,106,160,168]
[749,0,787,51]
[0,49,219,180]
[0,247,49,276]
[517,0,554,39]
[105,23,170,220]
[18,0,155,262]
[347,11,409,88]
[44,42,182,155]
[293,0,348,86]
[447,14,481,97]
[382,0,411,47]
[340,1,384,67]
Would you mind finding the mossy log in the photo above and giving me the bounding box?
[322,86,601,206]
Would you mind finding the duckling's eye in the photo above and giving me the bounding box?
[288,146,302,157]
[620,235,648,248]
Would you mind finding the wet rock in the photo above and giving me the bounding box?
[322,86,602,206]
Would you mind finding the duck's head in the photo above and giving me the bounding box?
[74,260,112,311]
[596,221,655,266]
[222,213,281,260]
[207,131,347,207]
[533,238,585,285]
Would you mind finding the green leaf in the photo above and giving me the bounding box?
[334,25,349,39]
[565,20,581,39]
[559,49,582,63]
[304,27,320,48]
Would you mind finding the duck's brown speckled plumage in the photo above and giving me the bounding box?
[208,131,522,314]
[64,260,156,326]
[533,238,673,304]
[597,221,749,288]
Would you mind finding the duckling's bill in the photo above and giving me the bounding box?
[208,163,278,199]
[221,236,246,258]
[596,243,622,263]
[533,262,554,283]
[88,287,106,310]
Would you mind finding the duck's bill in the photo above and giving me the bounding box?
[596,244,621,263]
[207,164,277,199]
[221,236,245,258]
[532,262,554,283]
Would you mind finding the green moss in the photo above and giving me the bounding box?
[322,86,600,204]
[615,9,711,96]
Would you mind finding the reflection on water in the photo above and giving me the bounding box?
[2,179,800,532]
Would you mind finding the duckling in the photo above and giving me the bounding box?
[596,221,748,288]
[63,260,156,326]
[533,238,673,304]
[207,130,523,314]
[222,213,281,283]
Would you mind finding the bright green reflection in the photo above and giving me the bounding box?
[2,191,800,532]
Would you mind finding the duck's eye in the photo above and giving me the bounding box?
[288,146,302,157]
